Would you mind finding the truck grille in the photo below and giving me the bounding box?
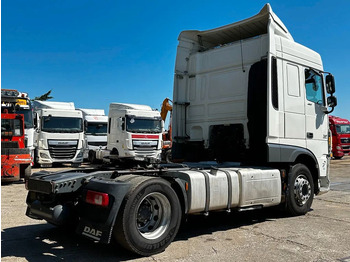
[134,148,157,153]
[342,145,350,152]
[88,141,107,147]
[48,140,78,159]
[133,140,158,151]
[341,138,350,144]
[1,141,19,148]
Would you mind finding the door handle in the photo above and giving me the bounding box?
[307,132,313,139]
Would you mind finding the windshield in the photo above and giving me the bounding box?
[1,118,23,136]
[336,124,350,134]
[86,122,107,135]
[126,116,162,133]
[42,116,83,133]
[16,108,34,129]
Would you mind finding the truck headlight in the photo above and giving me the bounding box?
[40,152,50,159]
[77,150,84,158]
[126,139,132,149]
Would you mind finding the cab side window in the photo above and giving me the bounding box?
[305,69,324,105]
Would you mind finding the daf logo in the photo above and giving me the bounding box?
[83,226,102,238]
[58,141,68,145]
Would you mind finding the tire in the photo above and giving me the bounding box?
[286,164,314,216]
[20,164,31,179]
[114,178,181,256]
[33,150,40,168]
[334,156,343,160]
[88,150,97,163]
[24,165,31,181]
[165,150,172,163]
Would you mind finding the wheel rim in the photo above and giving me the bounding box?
[136,192,171,240]
[294,174,312,206]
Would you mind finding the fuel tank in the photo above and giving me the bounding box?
[164,166,281,213]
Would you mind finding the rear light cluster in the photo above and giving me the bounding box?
[86,190,109,207]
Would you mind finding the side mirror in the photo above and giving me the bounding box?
[323,96,337,114]
[327,96,337,108]
[84,120,88,132]
[326,74,336,94]
[34,113,38,128]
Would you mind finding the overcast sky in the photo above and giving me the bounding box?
[2,0,350,120]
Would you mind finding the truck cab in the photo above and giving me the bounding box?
[1,89,35,165]
[77,108,108,163]
[107,103,163,163]
[1,112,32,182]
[329,115,350,159]
[172,3,336,194]
[33,101,85,167]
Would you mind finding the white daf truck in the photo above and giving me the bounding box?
[32,101,85,167]
[105,103,163,163]
[77,108,108,163]
[26,4,337,257]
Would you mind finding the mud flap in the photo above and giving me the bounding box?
[76,178,131,244]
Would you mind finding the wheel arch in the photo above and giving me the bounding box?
[169,178,188,215]
[111,147,119,155]
[294,154,319,195]
[268,144,320,195]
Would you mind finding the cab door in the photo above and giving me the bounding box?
[283,61,306,144]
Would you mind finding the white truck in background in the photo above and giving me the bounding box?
[77,108,108,163]
[105,103,163,163]
[32,101,85,167]
[26,4,337,256]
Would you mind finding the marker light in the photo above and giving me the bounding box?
[86,190,109,207]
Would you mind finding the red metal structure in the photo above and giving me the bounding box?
[329,115,350,159]
[1,112,32,182]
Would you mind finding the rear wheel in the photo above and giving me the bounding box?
[114,178,181,256]
[286,164,314,216]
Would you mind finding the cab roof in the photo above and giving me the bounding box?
[179,3,293,50]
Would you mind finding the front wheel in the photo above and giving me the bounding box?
[114,178,181,256]
[20,164,31,179]
[88,150,97,163]
[164,149,172,163]
[286,164,314,216]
